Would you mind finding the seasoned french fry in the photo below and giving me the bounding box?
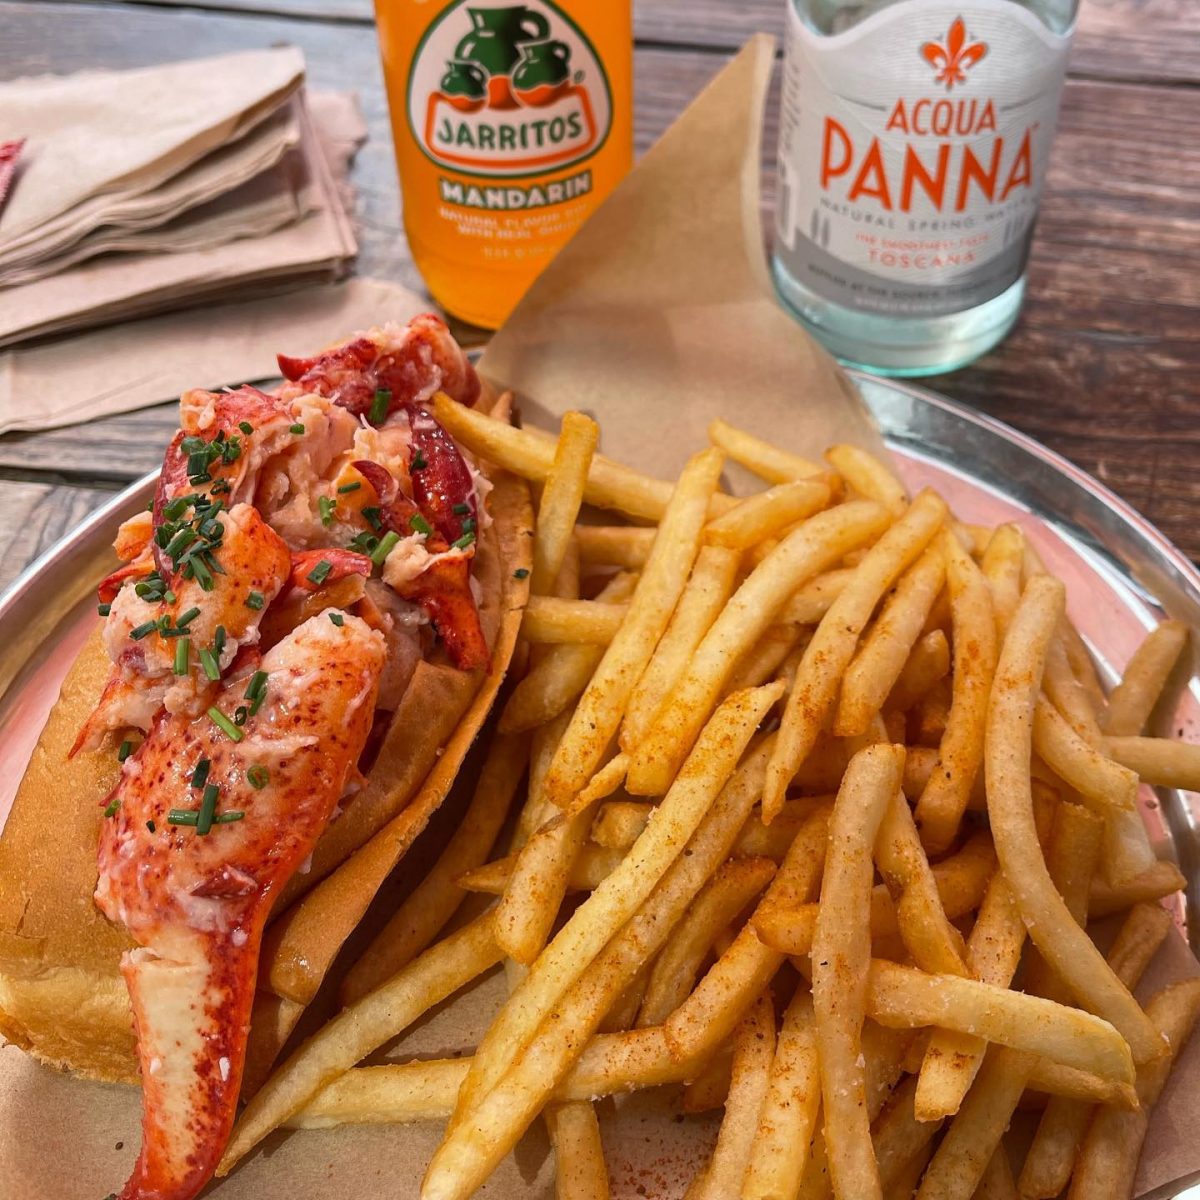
[589,799,654,849]
[500,572,638,733]
[686,993,776,1200]
[708,417,826,484]
[866,961,1134,1084]
[621,545,741,750]
[742,990,821,1200]
[1088,858,1187,917]
[340,731,528,1005]
[835,544,946,737]
[543,448,724,807]
[979,522,1024,638]
[637,857,776,1027]
[681,1047,734,1113]
[627,501,890,796]
[1033,697,1139,813]
[575,524,657,569]
[726,623,807,693]
[532,412,599,594]
[704,480,832,549]
[1106,735,1200,790]
[219,909,503,1173]
[521,596,628,644]
[776,568,855,625]
[825,444,908,518]
[1101,619,1189,736]
[545,1100,609,1200]
[974,1146,1019,1200]
[888,629,951,713]
[873,1076,941,1194]
[767,492,947,821]
[984,575,1161,1064]
[913,529,999,853]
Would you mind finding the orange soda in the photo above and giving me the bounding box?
[375,0,633,329]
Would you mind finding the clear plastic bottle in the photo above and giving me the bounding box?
[772,0,1077,375]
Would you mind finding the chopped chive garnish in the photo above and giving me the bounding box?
[176,607,201,628]
[245,591,265,610]
[289,423,306,435]
[208,706,244,742]
[129,620,158,641]
[167,809,199,827]
[451,531,476,551]
[452,502,471,515]
[362,506,383,532]
[247,765,270,790]
[214,810,245,824]
[369,388,391,424]
[97,602,111,617]
[146,819,156,833]
[190,556,214,591]
[245,670,268,701]
[191,758,211,790]
[514,568,530,579]
[318,496,336,526]
[163,496,188,520]
[238,421,253,436]
[214,625,227,656]
[197,783,219,835]
[348,531,380,555]
[198,647,221,682]
[103,797,121,818]
[411,450,427,471]
[307,559,333,586]
[249,691,267,717]
[329,612,344,627]
[409,513,433,537]
[117,739,133,763]
[462,517,476,534]
[174,637,190,675]
[371,531,402,566]
[164,590,177,605]
[234,706,249,726]
[337,481,361,494]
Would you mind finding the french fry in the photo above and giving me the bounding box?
[766,492,947,821]
[531,412,599,595]
[979,522,1024,638]
[1089,858,1187,917]
[543,447,724,807]
[984,574,1162,1064]
[1019,902,1173,1199]
[449,684,781,1135]
[1059,618,1107,713]
[637,857,776,1027]
[589,799,654,849]
[777,568,856,625]
[865,961,1134,1084]
[681,1046,734,1113]
[521,596,628,644]
[626,501,890,795]
[835,544,946,737]
[1105,735,1200,791]
[545,1101,610,1200]
[974,1147,1019,1200]
[708,417,826,484]
[1069,979,1200,1200]
[575,524,657,569]
[825,444,908,518]
[888,1145,935,1200]
[726,623,807,693]
[219,909,503,1173]
[888,629,951,713]
[1033,697,1139,813]
[742,990,822,1200]
[873,1076,941,1194]
[1101,619,1189,735]
[621,545,741,750]
[1024,1059,1138,1108]
[704,480,832,549]
[913,676,952,746]
[459,845,622,896]
[913,529,998,853]
[340,730,528,1005]
[600,960,653,1033]
[500,572,638,732]
[812,743,905,1200]
[686,992,776,1200]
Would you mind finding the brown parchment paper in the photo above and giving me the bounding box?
[2,33,1200,1200]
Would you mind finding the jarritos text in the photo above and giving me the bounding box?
[408,1,613,180]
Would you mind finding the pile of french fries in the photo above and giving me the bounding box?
[217,398,1200,1200]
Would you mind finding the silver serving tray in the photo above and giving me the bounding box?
[1,373,1198,943]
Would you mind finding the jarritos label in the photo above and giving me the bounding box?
[776,0,1072,318]
[408,0,612,181]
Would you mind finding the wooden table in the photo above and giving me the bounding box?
[1,0,1197,592]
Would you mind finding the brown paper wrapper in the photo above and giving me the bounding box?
[1,35,1198,1200]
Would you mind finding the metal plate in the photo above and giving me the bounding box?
[1,374,1198,945]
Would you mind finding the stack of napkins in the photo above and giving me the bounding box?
[0,48,363,348]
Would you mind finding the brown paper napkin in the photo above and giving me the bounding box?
[0,90,362,349]
[0,47,305,267]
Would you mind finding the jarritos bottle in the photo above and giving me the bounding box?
[376,0,632,329]
[772,0,1077,375]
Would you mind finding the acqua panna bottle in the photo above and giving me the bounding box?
[772,0,1077,375]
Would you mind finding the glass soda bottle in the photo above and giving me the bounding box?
[375,0,632,329]
[772,0,1077,375]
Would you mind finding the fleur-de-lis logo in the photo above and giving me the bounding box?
[921,17,987,91]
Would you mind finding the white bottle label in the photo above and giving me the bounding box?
[776,0,1072,318]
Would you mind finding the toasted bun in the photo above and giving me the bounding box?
[0,456,531,1086]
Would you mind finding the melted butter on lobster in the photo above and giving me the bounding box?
[82,315,487,1200]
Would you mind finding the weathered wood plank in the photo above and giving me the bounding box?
[0,480,116,592]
